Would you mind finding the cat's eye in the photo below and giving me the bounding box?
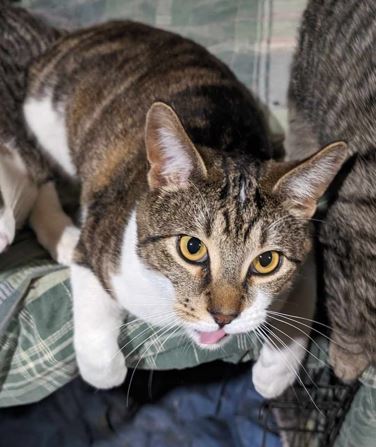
[251,251,281,275]
[178,235,208,263]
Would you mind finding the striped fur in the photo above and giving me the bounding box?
[0,4,62,252]
[25,21,276,287]
[0,3,61,182]
[23,20,347,391]
[287,0,376,379]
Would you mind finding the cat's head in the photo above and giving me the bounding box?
[112,102,347,349]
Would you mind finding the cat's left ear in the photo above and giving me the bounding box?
[272,141,348,218]
[145,102,207,190]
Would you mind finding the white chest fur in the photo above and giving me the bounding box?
[111,211,176,326]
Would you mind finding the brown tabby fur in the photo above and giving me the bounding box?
[27,22,268,286]
[288,0,376,380]
[0,2,61,184]
[20,19,350,393]
[25,20,348,316]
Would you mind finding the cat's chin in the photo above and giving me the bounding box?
[185,327,231,351]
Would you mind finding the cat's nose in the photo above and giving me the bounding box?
[208,309,239,327]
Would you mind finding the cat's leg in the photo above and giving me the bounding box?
[71,263,127,388]
[329,335,368,382]
[0,146,38,252]
[253,250,316,399]
[0,192,15,253]
[30,181,80,265]
[322,218,371,381]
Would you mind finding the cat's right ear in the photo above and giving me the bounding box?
[270,141,348,218]
[145,102,207,190]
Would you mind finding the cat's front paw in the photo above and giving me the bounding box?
[252,339,305,399]
[76,345,127,389]
[56,225,80,265]
[253,357,297,399]
[0,208,15,253]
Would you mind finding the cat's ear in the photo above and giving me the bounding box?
[272,141,348,218]
[145,102,207,190]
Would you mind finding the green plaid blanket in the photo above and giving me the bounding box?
[1,3,375,446]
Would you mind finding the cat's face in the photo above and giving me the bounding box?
[135,167,311,348]
[112,102,347,350]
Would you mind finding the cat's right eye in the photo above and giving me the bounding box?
[178,235,208,264]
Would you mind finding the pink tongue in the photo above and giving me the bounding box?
[199,329,226,344]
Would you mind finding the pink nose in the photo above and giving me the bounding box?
[208,310,238,327]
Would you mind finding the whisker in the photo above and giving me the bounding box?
[268,310,334,331]
[264,319,326,368]
[268,310,345,349]
[113,315,178,362]
[257,325,323,416]
[266,314,330,364]
[252,328,300,403]
[125,323,182,405]
[82,311,176,345]
[123,320,180,362]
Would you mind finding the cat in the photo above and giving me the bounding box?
[17,17,349,397]
[287,0,376,381]
[0,2,78,263]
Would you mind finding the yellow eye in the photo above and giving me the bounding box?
[251,251,281,275]
[178,235,208,263]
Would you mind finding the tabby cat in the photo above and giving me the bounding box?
[287,0,376,380]
[1,4,347,397]
[0,2,77,262]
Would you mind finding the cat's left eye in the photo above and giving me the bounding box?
[178,235,208,263]
[251,251,281,275]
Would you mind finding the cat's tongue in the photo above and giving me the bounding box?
[198,329,226,345]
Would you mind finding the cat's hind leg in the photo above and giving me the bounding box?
[0,145,38,253]
[30,181,80,265]
[0,196,15,253]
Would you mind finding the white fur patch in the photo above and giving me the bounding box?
[0,207,15,253]
[0,146,37,251]
[253,336,307,398]
[24,92,76,177]
[158,128,192,181]
[71,263,127,389]
[111,210,176,326]
[225,291,272,334]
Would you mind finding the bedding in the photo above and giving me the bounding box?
[0,2,375,446]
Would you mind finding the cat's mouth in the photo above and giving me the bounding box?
[194,328,228,346]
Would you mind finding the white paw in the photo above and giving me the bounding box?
[0,208,15,253]
[56,225,80,265]
[75,342,127,389]
[253,357,297,399]
[252,339,306,399]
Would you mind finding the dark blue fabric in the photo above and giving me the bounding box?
[0,362,281,447]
